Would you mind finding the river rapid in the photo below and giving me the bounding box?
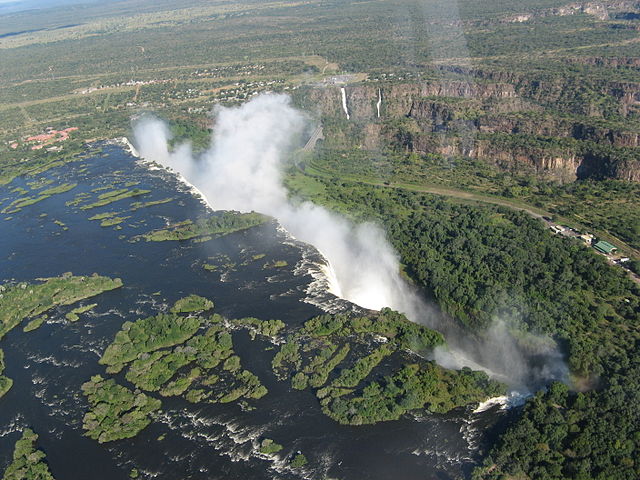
[0,144,512,480]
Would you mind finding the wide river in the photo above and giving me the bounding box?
[0,143,510,480]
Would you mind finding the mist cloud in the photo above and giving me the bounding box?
[433,319,568,391]
[132,93,567,390]
[133,94,424,315]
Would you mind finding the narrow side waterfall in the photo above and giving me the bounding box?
[340,87,350,120]
[376,88,382,118]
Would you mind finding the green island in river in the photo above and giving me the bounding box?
[2,429,55,480]
[83,295,272,442]
[0,273,123,399]
[0,350,12,400]
[84,295,502,442]
[140,211,268,242]
[272,309,503,425]
[81,376,162,444]
[0,273,123,340]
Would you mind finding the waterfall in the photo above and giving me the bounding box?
[340,87,350,120]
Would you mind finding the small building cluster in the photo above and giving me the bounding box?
[76,79,167,95]
[579,233,595,245]
[593,241,618,255]
[547,221,621,259]
[25,127,78,150]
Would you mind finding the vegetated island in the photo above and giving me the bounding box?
[259,438,284,455]
[258,437,308,468]
[0,349,13,399]
[0,273,122,398]
[2,429,55,480]
[263,260,288,269]
[170,294,214,313]
[0,273,123,339]
[84,295,269,443]
[140,211,267,242]
[81,375,162,444]
[272,308,503,425]
[83,295,502,445]
[98,301,268,402]
[79,188,151,210]
[1,183,77,215]
[88,211,131,227]
[65,303,97,322]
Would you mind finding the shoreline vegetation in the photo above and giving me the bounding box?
[292,153,640,261]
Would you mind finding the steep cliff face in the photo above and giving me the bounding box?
[438,66,640,118]
[408,134,583,183]
[567,56,640,68]
[498,0,640,23]
[343,82,518,119]
[299,81,519,120]
[478,115,640,148]
[298,76,640,183]
[608,81,640,117]
[304,80,640,144]
[401,133,640,182]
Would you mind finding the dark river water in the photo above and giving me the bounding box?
[0,143,510,480]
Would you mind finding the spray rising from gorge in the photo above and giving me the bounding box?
[133,93,567,390]
[133,94,421,317]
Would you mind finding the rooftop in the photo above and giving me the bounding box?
[593,241,617,254]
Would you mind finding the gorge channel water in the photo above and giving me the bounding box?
[0,144,510,480]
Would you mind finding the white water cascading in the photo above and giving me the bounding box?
[340,87,350,120]
[376,88,382,118]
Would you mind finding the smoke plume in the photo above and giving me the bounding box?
[132,93,567,390]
